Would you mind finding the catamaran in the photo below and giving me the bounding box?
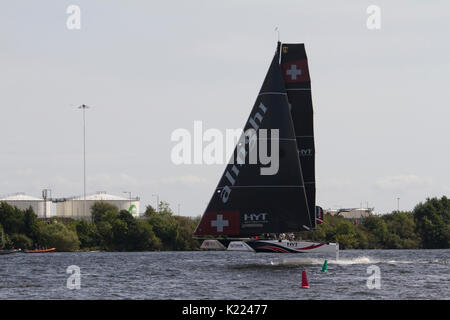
[194,42,338,255]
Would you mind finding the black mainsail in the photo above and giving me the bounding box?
[194,43,315,238]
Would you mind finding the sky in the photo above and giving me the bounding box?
[1,1,449,216]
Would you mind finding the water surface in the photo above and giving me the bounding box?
[0,249,448,299]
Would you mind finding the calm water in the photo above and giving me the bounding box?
[0,249,448,300]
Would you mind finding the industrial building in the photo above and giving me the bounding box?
[324,208,374,220]
[55,192,140,219]
[0,193,54,218]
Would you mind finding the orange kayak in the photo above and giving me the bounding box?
[24,248,56,253]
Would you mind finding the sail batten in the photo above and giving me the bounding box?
[215,185,305,189]
[258,92,287,96]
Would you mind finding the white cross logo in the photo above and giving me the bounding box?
[211,214,229,232]
[286,64,302,80]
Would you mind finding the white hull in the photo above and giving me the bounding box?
[200,240,227,250]
[235,240,339,254]
[200,239,339,256]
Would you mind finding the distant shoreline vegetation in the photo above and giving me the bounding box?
[0,201,201,252]
[304,196,450,249]
[1,197,449,252]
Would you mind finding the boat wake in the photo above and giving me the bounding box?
[229,255,449,270]
[230,256,419,270]
[274,256,418,266]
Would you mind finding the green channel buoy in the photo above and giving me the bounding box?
[321,260,328,272]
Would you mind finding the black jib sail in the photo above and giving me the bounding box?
[280,43,316,229]
[194,43,315,237]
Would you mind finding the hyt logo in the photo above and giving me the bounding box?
[66,265,81,290]
[243,213,269,228]
[299,148,313,156]
[66,5,81,30]
[366,5,381,30]
[244,213,268,222]
[366,265,381,289]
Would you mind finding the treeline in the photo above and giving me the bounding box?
[1,196,449,251]
[303,196,450,249]
[0,201,200,252]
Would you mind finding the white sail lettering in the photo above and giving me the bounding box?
[224,171,235,185]
[221,102,269,203]
[258,102,267,113]
[220,186,231,203]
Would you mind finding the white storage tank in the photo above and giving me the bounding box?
[325,207,374,219]
[55,192,140,219]
[0,193,53,218]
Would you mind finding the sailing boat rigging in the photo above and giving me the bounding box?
[194,42,338,254]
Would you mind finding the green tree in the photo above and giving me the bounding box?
[144,204,177,249]
[111,219,129,251]
[362,216,388,248]
[172,216,200,250]
[23,207,42,243]
[0,202,25,234]
[75,219,100,249]
[91,202,119,224]
[308,214,342,243]
[147,214,178,250]
[382,211,421,249]
[0,224,6,249]
[97,221,114,249]
[158,201,173,216]
[118,210,135,225]
[414,196,450,249]
[355,228,370,249]
[9,233,33,249]
[91,207,163,251]
[127,220,161,251]
[40,222,80,251]
[144,205,157,217]
[144,204,200,250]
[335,221,358,249]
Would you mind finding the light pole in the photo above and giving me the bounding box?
[78,104,90,219]
[152,194,159,212]
[397,197,400,213]
[42,189,52,219]
[177,203,181,216]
